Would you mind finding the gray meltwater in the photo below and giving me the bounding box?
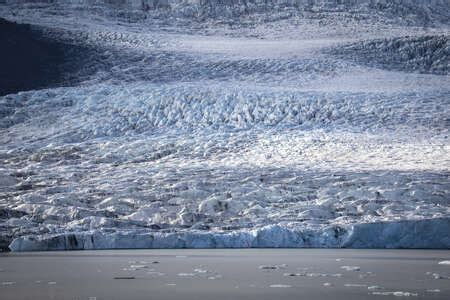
[0,249,450,300]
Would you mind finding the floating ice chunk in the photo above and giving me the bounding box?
[207,274,223,280]
[323,282,332,287]
[259,264,287,270]
[1,282,16,285]
[359,272,373,279]
[430,273,450,279]
[178,273,195,277]
[194,268,208,273]
[166,283,176,286]
[318,272,343,278]
[392,292,418,297]
[340,266,360,271]
[129,265,148,269]
[344,284,367,287]
[269,284,291,288]
[283,273,305,277]
[147,272,165,276]
[438,261,450,265]
[259,265,278,270]
[368,285,381,290]
[306,273,329,277]
[48,281,56,285]
[426,289,440,293]
[371,291,418,297]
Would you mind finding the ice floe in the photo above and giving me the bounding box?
[340,266,360,272]
[269,284,291,288]
[371,291,418,297]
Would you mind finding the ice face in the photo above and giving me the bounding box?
[0,1,449,251]
[8,218,450,251]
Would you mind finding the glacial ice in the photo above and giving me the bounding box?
[3,1,449,26]
[0,1,449,251]
[8,218,450,251]
[341,266,361,271]
[331,35,449,75]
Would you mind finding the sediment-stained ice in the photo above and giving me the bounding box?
[0,1,449,251]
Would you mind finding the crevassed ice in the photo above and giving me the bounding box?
[0,0,449,251]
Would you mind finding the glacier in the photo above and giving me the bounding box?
[0,0,449,251]
[8,218,450,251]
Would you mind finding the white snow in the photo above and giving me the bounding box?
[0,0,449,251]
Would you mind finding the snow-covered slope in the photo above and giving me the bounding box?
[0,1,449,251]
